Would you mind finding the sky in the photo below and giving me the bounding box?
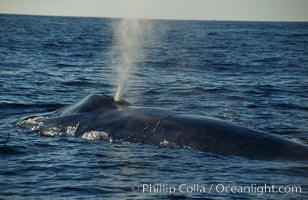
[1,0,308,21]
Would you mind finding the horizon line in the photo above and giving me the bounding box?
[1,12,308,23]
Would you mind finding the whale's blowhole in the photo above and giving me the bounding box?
[57,94,130,116]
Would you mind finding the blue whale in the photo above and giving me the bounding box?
[19,94,308,160]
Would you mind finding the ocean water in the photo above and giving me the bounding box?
[0,14,308,199]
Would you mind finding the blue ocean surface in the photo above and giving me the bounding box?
[0,14,308,199]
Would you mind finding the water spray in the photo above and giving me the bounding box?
[110,18,146,102]
[114,85,121,102]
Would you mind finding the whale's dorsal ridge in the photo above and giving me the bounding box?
[57,94,131,116]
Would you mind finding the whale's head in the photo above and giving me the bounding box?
[56,94,131,116]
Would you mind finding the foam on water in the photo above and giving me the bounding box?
[82,131,113,142]
[66,123,79,136]
[18,116,44,131]
[19,117,63,136]
[20,117,116,142]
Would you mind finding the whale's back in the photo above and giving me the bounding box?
[55,94,130,116]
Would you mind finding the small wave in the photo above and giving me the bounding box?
[62,81,97,87]
[253,57,280,62]
[64,79,111,87]
[0,102,66,110]
[42,42,69,48]
[56,63,76,67]
[71,53,93,58]
[290,33,308,37]
[143,88,161,95]
[51,186,115,194]
[205,87,236,93]
[0,146,25,156]
[227,95,246,100]
[207,32,218,36]
[272,103,308,111]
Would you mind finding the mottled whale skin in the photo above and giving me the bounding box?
[19,94,308,160]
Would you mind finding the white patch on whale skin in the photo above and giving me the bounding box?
[82,131,113,142]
